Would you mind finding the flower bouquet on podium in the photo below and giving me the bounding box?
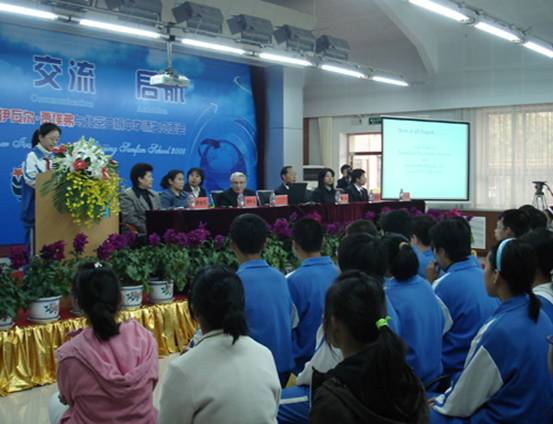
[41,137,120,225]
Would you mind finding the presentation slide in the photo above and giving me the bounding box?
[381,117,469,201]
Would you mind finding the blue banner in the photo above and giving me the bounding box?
[0,22,258,245]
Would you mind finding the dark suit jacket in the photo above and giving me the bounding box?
[217,188,256,207]
[312,187,337,204]
[274,183,290,196]
[346,184,369,202]
[337,177,351,190]
[183,183,208,198]
[120,188,160,234]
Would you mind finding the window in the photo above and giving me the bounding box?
[347,133,382,190]
[475,104,553,210]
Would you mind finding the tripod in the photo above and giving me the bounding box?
[532,181,552,211]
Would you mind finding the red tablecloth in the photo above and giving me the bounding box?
[146,200,425,236]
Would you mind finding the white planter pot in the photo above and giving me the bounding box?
[120,285,144,310]
[0,315,14,330]
[28,295,62,324]
[149,280,174,304]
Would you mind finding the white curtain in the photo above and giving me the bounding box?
[474,104,553,210]
[318,117,334,169]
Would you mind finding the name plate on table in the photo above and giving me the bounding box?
[400,192,411,201]
[193,197,209,209]
[274,195,288,206]
[338,194,349,204]
[245,196,258,208]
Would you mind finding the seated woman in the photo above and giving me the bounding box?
[159,169,187,209]
[120,163,160,233]
[310,270,427,424]
[382,234,444,387]
[431,239,553,423]
[183,167,208,198]
[49,263,158,424]
[311,168,336,204]
[158,266,281,424]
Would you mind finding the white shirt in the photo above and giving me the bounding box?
[158,330,281,424]
[190,186,201,198]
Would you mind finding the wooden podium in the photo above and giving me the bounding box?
[35,171,119,257]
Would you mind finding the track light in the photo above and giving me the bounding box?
[408,0,469,22]
[320,64,366,79]
[258,52,312,67]
[181,38,246,55]
[0,2,58,20]
[371,76,409,87]
[474,21,521,42]
[79,19,161,39]
[523,41,553,59]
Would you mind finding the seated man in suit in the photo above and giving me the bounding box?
[120,162,160,234]
[346,168,369,202]
[218,172,256,207]
[274,166,297,195]
[336,164,352,190]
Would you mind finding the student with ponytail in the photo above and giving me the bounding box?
[21,122,61,254]
[431,239,553,423]
[49,263,158,424]
[383,234,444,387]
[310,271,427,424]
[158,266,281,424]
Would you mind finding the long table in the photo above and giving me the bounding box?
[147,200,425,235]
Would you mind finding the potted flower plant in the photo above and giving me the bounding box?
[65,233,93,315]
[22,241,71,323]
[0,265,25,330]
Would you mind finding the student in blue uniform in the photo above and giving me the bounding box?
[381,209,413,240]
[230,213,294,387]
[21,123,61,255]
[429,218,498,384]
[411,215,436,279]
[383,234,444,387]
[521,228,553,322]
[278,233,398,424]
[431,239,553,423]
[159,169,187,209]
[287,218,338,374]
[494,208,530,241]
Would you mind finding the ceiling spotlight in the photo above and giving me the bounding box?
[105,0,162,22]
[172,2,224,34]
[228,14,274,45]
[316,35,351,61]
[274,25,316,52]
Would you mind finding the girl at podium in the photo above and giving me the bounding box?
[21,122,61,255]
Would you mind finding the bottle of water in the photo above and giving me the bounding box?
[399,188,404,201]
[237,192,245,208]
[368,189,375,203]
[269,192,276,207]
[186,193,195,209]
[335,190,342,204]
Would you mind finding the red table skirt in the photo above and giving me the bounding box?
[146,200,425,236]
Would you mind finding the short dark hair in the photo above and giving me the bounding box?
[412,215,436,246]
[32,122,61,147]
[160,169,184,190]
[292,218,323,253]
[317,168,335,189]
[381,210,413,239]
[499,209,530,237]
[383,234,419,281]
[187,167,205,185]
[338,233,386,279]
[340,164,352,174]
[74,262,120,341]
[230,214,268,254]
[518,205,547,230]
[350,168,366,185]
[189,266,248,344]
[346,219,377,237]
[520,228,553,278]
[280,166,292,180]
[429,218,471,262]
[130,163,153,188]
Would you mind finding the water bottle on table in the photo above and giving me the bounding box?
[237,192,245,208]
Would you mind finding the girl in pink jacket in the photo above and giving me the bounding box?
[49,263,159,424]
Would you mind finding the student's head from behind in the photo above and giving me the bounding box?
[160,169,184,191]
[383,234,419,282]
[280,166,297,185]
[130,162,154,190]
[340,164,352,178]
[518,205,547,230]
[230,172,247,193]
[346,219,377,237]
[187,167,204,188]
[381,209,413,240]
[32,122,61,150]
[230,213,268,258]
[495,209,530,241]
[520,228,553,284]
[189,266,248,343]
[338,233,386,279]
[74,262,121,341]
[292,218,323,258]
[318,168,335,189]
[486,239,539,321]
[411,215,436,248]
[350,168,367,186]
[429,218,472,269]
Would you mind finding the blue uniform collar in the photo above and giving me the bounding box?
[238,259,269,271]
[495,294,528,315]
[387,275,419,287]
[447,257,480,273]
[33,145,50,159]
[301,256,333,267]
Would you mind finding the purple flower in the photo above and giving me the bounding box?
[163,229,178,244]
[289,212,299,223]
[381,207,392,215]
[270,218,292,239]
[107,234,128,250]
[97,242,114,261]
[40,240,65,261]
[409,207,424,217]
[124,231,137,247]
[305,211,323,223]
[149,233,161,246]
[324,223,341,235]
[174,232,188,247]
[73,233,88,255]
[9,247,28,269]
[364,211,376,222]
[214,235,226,250]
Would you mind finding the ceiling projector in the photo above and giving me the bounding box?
[150,70,191,88]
